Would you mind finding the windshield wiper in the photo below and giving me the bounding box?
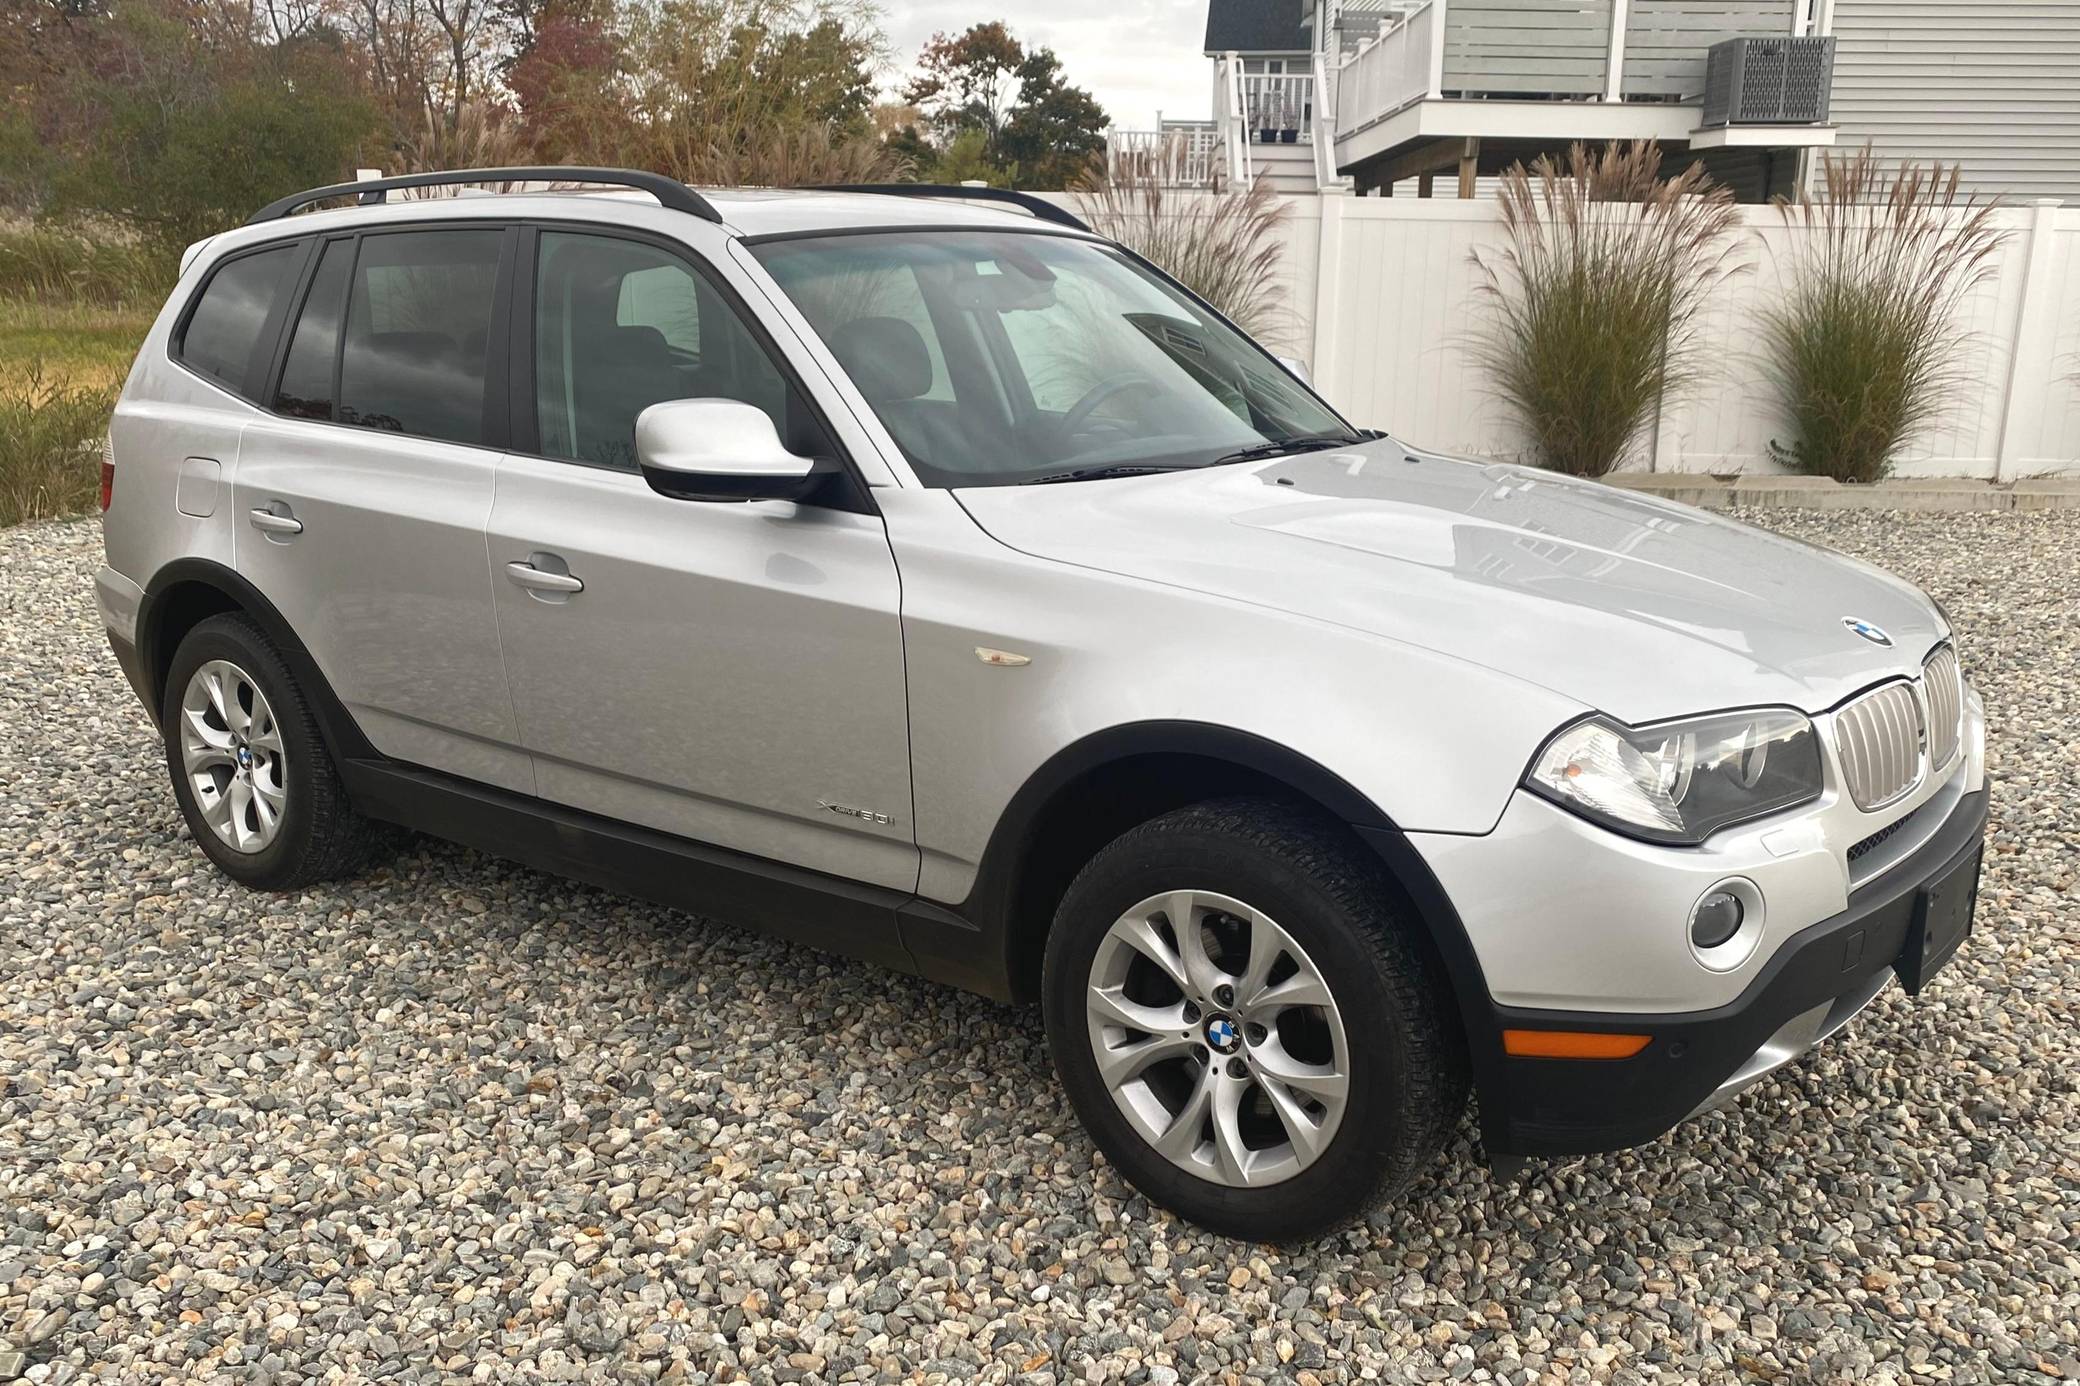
[1021,463,1197,485]
[1209,433,1363,466]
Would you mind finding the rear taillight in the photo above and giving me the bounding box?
[99,434,114,511]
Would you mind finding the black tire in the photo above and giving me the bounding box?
[1042,797,1467,1242]
[160,612,380,891]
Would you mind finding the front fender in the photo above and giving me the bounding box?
[883,490,1588,905]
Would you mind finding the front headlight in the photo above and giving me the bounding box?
[1526,708,1823,845]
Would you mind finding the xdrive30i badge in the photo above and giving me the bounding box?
[819,801,895,826]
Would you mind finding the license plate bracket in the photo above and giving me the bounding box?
[1896,843,1982,995]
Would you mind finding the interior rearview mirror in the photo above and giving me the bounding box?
[635,398,818,503]
[1275,355,1312,386]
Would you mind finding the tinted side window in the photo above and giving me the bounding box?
[274,240,352,420]
[178,245,300,395]
[338,229,502,445]
[535,231,810,470]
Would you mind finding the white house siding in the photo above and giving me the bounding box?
[1827,0,2080,202]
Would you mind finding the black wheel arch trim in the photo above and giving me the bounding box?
[917,719,1508,1147]
[929,720,1499,1011]
[134,557,377,761]
[1350,824,1514,1157]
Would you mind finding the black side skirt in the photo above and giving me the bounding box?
[339,758,963,982]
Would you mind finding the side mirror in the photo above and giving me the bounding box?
[635,398,817,503]
[1275,355,1312,386]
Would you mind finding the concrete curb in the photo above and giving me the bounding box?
[1603,474,2080,513]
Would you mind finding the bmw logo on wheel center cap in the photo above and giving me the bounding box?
[1203,1015,1240,1053]
[1841,616,1893,647]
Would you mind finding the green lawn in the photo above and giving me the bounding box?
[0,299,153,389]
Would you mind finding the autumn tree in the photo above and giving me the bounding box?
[33,3,381,245]
[899,22,1107,188]
[1000,48,1106,188]
[903,21,1023,164]
[504,0,620,159]
[596,0,900,185]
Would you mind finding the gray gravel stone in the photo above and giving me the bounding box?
[3,510,2076,1384]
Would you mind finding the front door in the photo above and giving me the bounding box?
[234,225,531,793]
[487,226,917,892]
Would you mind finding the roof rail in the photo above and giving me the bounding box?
[247,167,723,226]
[806,184,1091,232]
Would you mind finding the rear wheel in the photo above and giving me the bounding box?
[161,613,379,890]
[1043,797,1466,1241]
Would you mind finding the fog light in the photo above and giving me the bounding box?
[1690,891,1745,950]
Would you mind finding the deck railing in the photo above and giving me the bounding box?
[1104,127,1221,188]
[1236,71,1316,142]
[1311,50,1341,186]
[1337,0,1438,133]
[1333,0,1808,139]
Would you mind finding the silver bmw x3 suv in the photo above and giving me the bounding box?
[97,168,1987,1241]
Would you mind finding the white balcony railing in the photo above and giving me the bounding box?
[1103,127,1221,188]
[1311,50,1341,187]
[1336,0,1438,135]
[1237,71,1316,142]
[1214,52,1250,183]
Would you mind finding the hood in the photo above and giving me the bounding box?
[955,442,1946,723]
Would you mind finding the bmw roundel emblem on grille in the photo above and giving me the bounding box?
[1841,616,1893,647]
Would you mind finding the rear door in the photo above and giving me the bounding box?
[486,224,916,892]
[234,225,530,792]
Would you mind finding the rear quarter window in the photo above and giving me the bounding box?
[176,244,302,398]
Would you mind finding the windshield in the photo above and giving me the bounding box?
[748,231,1357,486]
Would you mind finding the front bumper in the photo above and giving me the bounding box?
[1465,784,1987,1156]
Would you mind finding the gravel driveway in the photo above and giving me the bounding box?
[2,511,2075,1385]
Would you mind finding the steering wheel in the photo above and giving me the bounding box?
[1059,375,1161,436]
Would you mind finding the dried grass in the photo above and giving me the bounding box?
[0,225,174,308]
[1071,168,1290,340]
[1472,141,1744,477]
[0,364,116,526]
[1762,148,2008,483]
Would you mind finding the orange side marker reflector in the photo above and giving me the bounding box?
[1503,1029,1652,1060]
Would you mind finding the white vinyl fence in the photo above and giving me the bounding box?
[1047,192,2080,478]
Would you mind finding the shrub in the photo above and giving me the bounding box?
[44,12,380,250]
[1471,141,1744,477]
[0,366,117,527]
[1762,149,2007,483]
[666,121,915,187]
[1072,169,1290,339]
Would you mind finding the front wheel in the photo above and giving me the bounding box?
[1042,798,1467,1241]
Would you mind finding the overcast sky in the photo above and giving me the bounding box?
[879,1,1213,132]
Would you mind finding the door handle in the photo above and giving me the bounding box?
[249,506,303,535]
[505,559,584,594]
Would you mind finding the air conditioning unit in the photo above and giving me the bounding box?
[1701,36,1835,126]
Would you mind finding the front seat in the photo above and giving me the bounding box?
[825,316,970,468]
[561,273,687,466]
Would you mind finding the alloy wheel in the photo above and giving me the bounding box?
[179,658,288,854]
[1085,889,1351,1187]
